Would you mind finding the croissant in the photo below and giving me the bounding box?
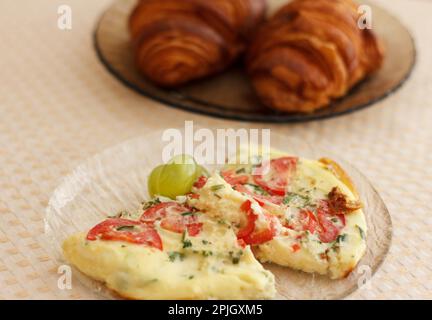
[247,0,385,113]
[129,0,267,87]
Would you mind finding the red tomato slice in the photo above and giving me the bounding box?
[186,223,204,237]
[193,175,208,189]
[237,238,247,248]
[233,184,283,206]
[141,202,202,236]
[299,209,319,234]
[291,243,301,252]
[86,218,163,250]
[237,200,258,239]
[316,201,346,243]
[252,157,297,196]
[242,213,279,245]
[221,169,249,186]
[141,202,188,222]
[160,214,203,236]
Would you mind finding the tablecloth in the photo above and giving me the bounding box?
[0,0,431,299]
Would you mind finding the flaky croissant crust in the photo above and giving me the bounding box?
[247,0,385,113]
[129,0,266,87]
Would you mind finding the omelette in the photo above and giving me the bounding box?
[191,150,367,280]
[62,147,367,299]
[63,198,275,300]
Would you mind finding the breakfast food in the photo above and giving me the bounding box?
[129,0,267,87]
[190,151,367,279]
[63,149,367,299]
[63,199,276,300]
[246,0,385,113]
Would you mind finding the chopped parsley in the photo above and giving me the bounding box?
[357,225,365,239]
[336,234,348,243]
[235,167,246,174]
[116,225,136,231]
[202,240,211,245]
[211,184,225,192]
[283,192,311,207]
[201,250,213,257]
[245,183,269,195]
[229,250,244,264]
[181,211,194,216]
[168,251,184,262]
[188,275,194,280]
[182,239,192,249]
[142,198,161,210]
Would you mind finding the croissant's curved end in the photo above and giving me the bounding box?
[129,0,267,87]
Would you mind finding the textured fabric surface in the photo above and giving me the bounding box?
[0,0,431,299]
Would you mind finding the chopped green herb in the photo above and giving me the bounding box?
[201,250,213,257]
[235,168,246,174]
[283,192,311,206]
[143,198,161,210]
[116,225,136,231]
[182,239,192,249]
[211,184,225,192]
[245,183,269,195]
[217,219,227,225]
[336,234,347,243]
[202,240,211,245]
[168,251,184,262]
[229,250,244,264]
[357,225,365,239]
[188,275,194,280]
[181,211,194,216]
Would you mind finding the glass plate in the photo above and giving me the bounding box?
[44,130,392,299]
[94,0,415,123]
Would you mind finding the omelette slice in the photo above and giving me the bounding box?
[63,199,276,300]
[191,151,367,279]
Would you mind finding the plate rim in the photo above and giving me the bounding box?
[44,132,393,300]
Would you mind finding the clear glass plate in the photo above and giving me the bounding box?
[44,130,392,299]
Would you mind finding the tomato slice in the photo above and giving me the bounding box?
[186,223,204,237]
[252,157,297,196]
[193,175,208,189]
[221,169,249,186]
[141,202,202,236]
[237,238,247,248]
[187,193,200,199]
[237,200,258,239]
[242,213,278,245]
[233,184,283,206]
[316,201,346,243]
[160,214,203,236]
[299,209,319,234]
[291,243,301,252]
[86,218,163,250]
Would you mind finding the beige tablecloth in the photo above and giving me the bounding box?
[0,0,431,299]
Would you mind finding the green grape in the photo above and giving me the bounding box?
[148,154,207,199]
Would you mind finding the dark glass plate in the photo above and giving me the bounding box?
[94,0,416,123]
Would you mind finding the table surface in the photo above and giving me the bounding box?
[0,0,431,300]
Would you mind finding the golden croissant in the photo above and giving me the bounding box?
[129,0,267,87]
[247,0,385,113]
